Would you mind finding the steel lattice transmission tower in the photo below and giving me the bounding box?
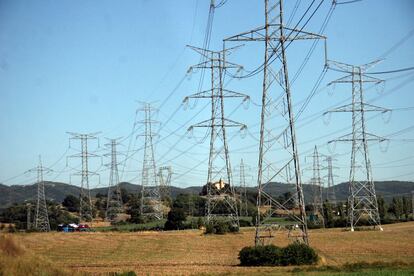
[158,166,172,201]
[27,156,52,231]
[138,103,162,220]
[308,146,324,227]
[324,156,337,203]
[68,132,100,222]
[325,60,390,231]
[239,159,249,217]
[105,138,123,222]
[184,45,249,227]
[224,0,326,246]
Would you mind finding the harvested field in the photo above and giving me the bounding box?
[8,222,414,275]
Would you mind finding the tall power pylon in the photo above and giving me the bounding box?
[239,159,249,217]
[324,156,337,203]
[158,166,172,201]
[184,45,249,227]
[27,156,51,231]
[224,0,326,246]
[138,103,162,220]
[326,60,389,231]
[105,138,123,222]
[308,146,325,226]
[68,132,100,222]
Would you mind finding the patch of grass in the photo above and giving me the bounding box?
[9,221,414,275]
[95,219,167,232]
[0,234,81,276]
[292,261,414,274]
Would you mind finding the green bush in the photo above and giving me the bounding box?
[205,220,239,234]
[239,242,318,266]
[239,245,282,266]
[239,218,252,227]
[164,207,186,230]
[281,242,319,265]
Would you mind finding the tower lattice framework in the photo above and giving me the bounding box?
[326,60,389,231]
[324,156,337,203]
[105,138,123,221]
[308,146,324,227]
[27,156,52,231]
[138,103,162,220]
[224,0,327,245]
[68,132,100,222]
[239,159,249,217]
[184,45,249,227]
[158,166,172,201]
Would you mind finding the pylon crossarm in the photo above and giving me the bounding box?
[361,75,384,84]
[185,89,215,100]
[282,26,327,41]
[190,118,246,129]
[359,59,383,71]
[222,89,250,99]
[224,26,267,42]
[362,103,390,112]
[328,74,354,84]
[327,59,355,72]
[325,103,353,113]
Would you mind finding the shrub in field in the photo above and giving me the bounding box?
[239,245,282,266]
[281,242,319,265]
[239,242,318,266]
[239,218,252,227]
[164,207,186,230]
[205,220,239,234]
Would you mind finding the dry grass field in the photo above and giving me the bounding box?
[1,222,414,275]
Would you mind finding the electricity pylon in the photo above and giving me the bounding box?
[183,45,249,227]
[239,159,249,217]
[324,156,337,203]
[138,103,162,220]
[325,59,390,231]
[224,0,326,246]
[67,132,101,222]
[26,156,51,231]
[105,138,123,222]
[308,146,324,227]
[158,166,172,201]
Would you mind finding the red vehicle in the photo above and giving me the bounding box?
[78,224,90,231]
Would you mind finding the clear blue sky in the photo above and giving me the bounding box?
[0,0,413,189]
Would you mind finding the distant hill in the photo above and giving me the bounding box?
[0,180,413,209]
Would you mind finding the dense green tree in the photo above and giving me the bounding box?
[94,197,107,220]
[120,187,131,204]
[164,207,186,230]
[377,196,387,221]
[126,195,143,223]
[48,204,79,230]
[402,196,411,220]
[389,197,403,220]
[62,195,80,212]
[1,203,29,229]
[323,200,334,228]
